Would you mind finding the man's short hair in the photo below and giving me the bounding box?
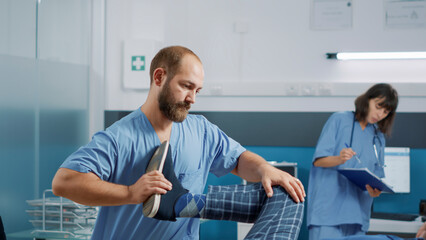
[150,46,201,85]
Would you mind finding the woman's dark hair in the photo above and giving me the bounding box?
[354,83,398,136]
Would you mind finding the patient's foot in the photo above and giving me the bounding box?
[174,193,206,218]
[142,141,189,221]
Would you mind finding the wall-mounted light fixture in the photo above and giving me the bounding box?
[326,51,426,60]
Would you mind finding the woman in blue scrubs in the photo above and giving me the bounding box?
[307,83,399,240]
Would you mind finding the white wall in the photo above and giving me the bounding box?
[0,0,36,58]
[37,0,91,65]
[104,0,426,112]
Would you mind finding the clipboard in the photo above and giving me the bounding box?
[338,168,395,193]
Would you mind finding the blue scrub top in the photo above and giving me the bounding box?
[60,108,246,240]
[307,111,385,232]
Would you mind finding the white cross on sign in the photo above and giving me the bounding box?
[132,56,145,71]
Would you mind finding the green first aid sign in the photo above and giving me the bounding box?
[132,56,145,71]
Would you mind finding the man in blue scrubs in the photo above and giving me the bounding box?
[52,46,305,239]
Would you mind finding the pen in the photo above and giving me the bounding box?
[373,144,379,160]
[344,143,362,164]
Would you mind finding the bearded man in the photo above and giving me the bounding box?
[52,46,305,240]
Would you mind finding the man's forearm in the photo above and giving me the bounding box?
[52,168,132,206]
[231,151,272,182]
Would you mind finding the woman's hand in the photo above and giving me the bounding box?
[314,148,356,168]
[339,148,356,165]
[366,184,381,197]
[416,222,426,238]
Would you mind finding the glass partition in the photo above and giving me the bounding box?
[0,0,91,235]
[37,0,91,196]
[0,0,38,234]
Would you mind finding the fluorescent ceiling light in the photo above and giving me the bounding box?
[326,51,426,60]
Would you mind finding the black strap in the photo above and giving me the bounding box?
[349,111,356,147]
[0,216,5,240]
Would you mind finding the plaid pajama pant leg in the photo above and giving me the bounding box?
[204,182,304,240]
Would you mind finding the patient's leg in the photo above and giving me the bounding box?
[204,182,304,240]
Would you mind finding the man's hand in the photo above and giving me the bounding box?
[52,168,172,206]
[260,164,305,203]
[232,151,306,203]
[365,184,381,198]
[128,170,172,204]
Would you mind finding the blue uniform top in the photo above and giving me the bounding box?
[60,108,246,240]
[307,111,385,232]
